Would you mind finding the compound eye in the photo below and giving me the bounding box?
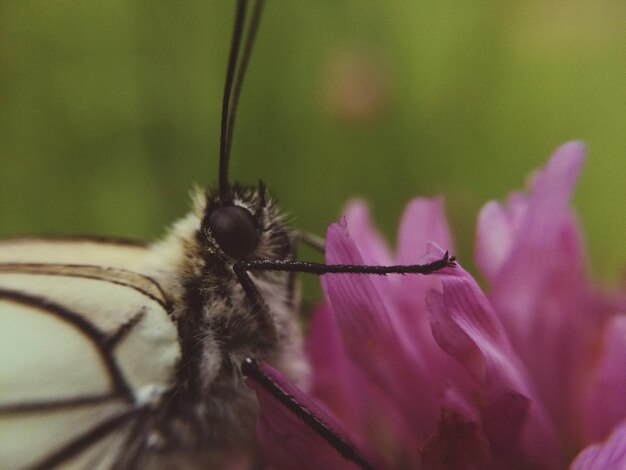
[208,206,259,259]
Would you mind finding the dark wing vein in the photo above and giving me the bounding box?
[0,289,135,400]
[0,393,122,415]
[32,405,149,469]
[0,262,170,310]
[0,235,148,247]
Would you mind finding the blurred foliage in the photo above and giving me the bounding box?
[1,1,624,295]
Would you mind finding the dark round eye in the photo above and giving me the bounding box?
[208,206,259,259]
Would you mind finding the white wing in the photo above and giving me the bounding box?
[0,236,150,271]
[0,239,180,469]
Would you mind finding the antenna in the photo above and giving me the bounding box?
[219,0,247,202]
[219,0,265,203]
[226,0,265,161]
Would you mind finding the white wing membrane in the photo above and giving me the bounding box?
[0,266,180,396]
[0,237,150,271]
[0,401,128,469]
[75,420,137,470]
[0,297,110,403]
[0,239,181,469]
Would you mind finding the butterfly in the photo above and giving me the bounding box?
[0,1,453,468]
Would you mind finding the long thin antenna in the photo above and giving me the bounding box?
[225,0,265,160]
[219,0,248,202]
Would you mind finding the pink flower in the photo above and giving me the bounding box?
[246,142,626,469]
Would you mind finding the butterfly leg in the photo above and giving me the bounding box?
[235,250,454,281]
[233,251,454,325]
[234,252,454,469]
[241,358,376,470]
[291,229,325,253]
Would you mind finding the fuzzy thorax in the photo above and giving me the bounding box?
[136,185,308,457]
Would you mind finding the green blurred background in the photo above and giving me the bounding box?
[1,1,624,291]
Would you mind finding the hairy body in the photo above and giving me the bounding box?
[131,185,308,466]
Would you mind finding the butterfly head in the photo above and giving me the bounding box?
[201,181,290,263]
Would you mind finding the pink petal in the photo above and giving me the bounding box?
[487,141,588,322]
[440,384,480,423]
[393,199,455,346]
[323,221,398,350]
[480,142,598,435]
[342,202,395,300]
[305,303,367,433]
[307,305,427,467]
[570,420,626,470]
[515,141,585,257]
[343,199,393,266]
[480,141,587,299]
[322,222,442,442]
[475,200,517,282]
[244,361,375,470]
[420,409,493,469]
[426,266,559,467]
[477,141,585,290]
[396,197,454,265]
[584,315,626,441]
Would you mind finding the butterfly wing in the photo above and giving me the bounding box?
[0,239,180,469]
[0,236,151,270]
